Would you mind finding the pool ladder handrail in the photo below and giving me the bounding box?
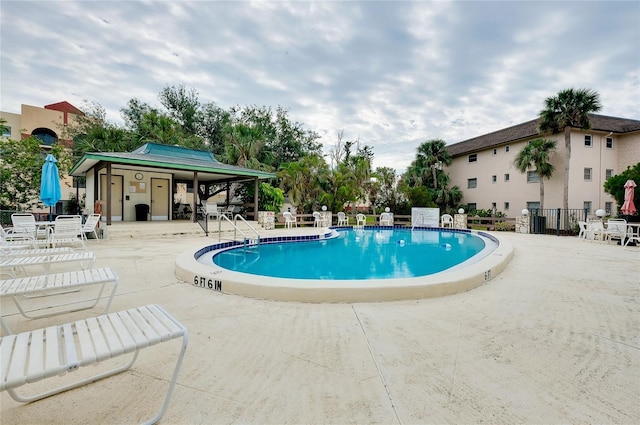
[411,213,426,230]
[217,214,260,249]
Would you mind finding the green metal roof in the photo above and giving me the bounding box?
[69,142,276,181]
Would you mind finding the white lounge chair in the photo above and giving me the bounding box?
[0,304,188,425]
[337,212,348,226]
[283,212,297,228]
[82,213,101,241]
[441,214,454,228]
[604,219,627,244]
[380,212,393,226]
[587,219,606,241]
[356,213,367,227]
[0,267,119,334]
[10,213,42,240]
[48,215,86,250]
[0,252,96,278]
[2,247,73,258]
[577,221,588,240]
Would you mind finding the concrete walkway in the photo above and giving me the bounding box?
[1,226,638,424]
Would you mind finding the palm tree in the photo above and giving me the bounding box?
[415,139,452,189]
[538,88,601,211]
[514,138,557,210]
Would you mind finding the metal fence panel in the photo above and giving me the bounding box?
[529,208,589,236]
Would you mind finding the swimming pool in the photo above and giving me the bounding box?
[212,228,487,280]
[175,227,514,302]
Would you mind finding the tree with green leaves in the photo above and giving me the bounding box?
[604,162,640,216]
[538,88,601,211]
[0,133,70,210]
[514,138,557,210]
[414,139,452,189]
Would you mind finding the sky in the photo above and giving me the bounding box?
[1,0,639,173]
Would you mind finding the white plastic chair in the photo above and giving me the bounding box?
[312,211,323,227]
[205,202,222,220]
[356,214,367,227]
[577,221,589,240]
[441,214,454,228]
[380,212,393,226]
[82,214,101,241]
[283,212,297,228]
[337,212,348,226]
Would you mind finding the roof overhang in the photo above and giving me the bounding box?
[69,152,276,183]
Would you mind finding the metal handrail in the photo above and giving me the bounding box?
[216,214,260,249]
[411,213,425,230]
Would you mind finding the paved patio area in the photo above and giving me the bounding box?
[1,223,639,424]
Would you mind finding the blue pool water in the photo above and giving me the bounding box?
[212,228,487,280]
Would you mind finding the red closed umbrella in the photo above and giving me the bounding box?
[621,180,637,216]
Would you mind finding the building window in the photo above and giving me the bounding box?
[468,154,477,163]
[527,202,540,211]
[605,202,613,215]
[467,178,477,188]
[492,175,497,183]
[32,128,58,146]
[491,202,497,210]
[504,202,510,210]
[1,126,10,138]
[606,137,613,149]
[584,167,592,181]
[505,146,510,153]
[468,203,477,212]
[527,171,540,183]
[583,201,592,214]
[504,173,510,182]
[492,148,497,155]
[584,135,592,147]
[606,169,614,179]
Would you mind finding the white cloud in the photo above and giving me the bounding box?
[1,0,638,173]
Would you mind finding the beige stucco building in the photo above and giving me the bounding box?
[445,114,640,217]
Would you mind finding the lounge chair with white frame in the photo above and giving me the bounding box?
[82,213,101,241]
[0,267,119,334]
[48,215,86,250]
[0,304,188,425]
[0,251,96,278]
[603,218,627,244]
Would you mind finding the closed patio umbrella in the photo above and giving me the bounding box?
[621,179,636,216]
[40,154,62,221]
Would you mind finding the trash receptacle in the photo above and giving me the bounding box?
[533,216,546,234]
[135,204,149,221]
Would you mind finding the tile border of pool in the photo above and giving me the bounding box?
[175,227,514,303]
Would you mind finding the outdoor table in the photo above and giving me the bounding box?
[35,221,55,239]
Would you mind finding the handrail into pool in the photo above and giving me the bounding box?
[217,214,260,249]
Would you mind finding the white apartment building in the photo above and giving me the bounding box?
[446,114,640,216]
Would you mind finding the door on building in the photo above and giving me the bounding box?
[151,178,170,220]
[100,174,123,221]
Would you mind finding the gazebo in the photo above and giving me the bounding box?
[69,143,276,225]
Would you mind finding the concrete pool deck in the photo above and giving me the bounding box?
[1,221,639,424]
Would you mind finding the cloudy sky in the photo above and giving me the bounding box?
[1,1,639,172]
